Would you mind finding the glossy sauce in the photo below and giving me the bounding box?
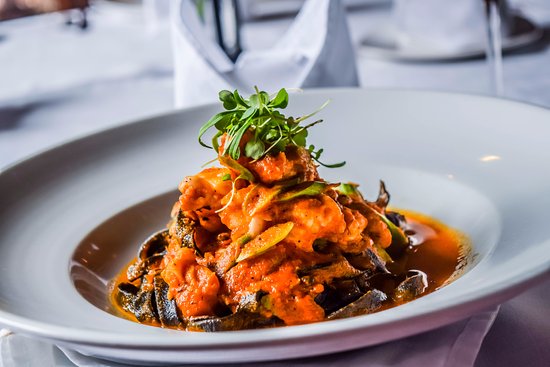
[390,210,468,294]
[111,210,468,327]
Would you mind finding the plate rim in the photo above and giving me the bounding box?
[1,88,550,352]
[2,87,550,175]
[360,14,544,62]
[0,267,548,349]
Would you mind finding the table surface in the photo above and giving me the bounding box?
[0,1,549,366]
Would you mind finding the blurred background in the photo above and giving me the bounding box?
[0,1,549,366]
[0,0,88,21]
[1,1,550,184]
[2,0,550,198]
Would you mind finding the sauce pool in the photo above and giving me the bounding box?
[383,210,469,305]
[110,210,469,326]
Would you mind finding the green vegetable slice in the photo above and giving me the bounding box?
[236,222,294,263]
[243,184,283,216]
[335,182,408,251]
[236,233,252,246]
[277,181,327,202]
[372,209,409,251]
[218,155,255,183]
[336,182,360,197]
[374,245,393,264]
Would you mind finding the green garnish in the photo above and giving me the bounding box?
[216,156,256,213]
[236,222,294,263]
[277,181,328,202]
[336,183,360,196]
[243,184,282,216]
[198,87,345,168]
[376,212,409,251]
[335,183,409,253]
[218,156,255,183]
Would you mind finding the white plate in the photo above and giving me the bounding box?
[361,14,543,61]
[0,89,549,365]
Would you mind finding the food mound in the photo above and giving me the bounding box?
[113,88,463,331]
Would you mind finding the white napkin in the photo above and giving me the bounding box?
[171,0,359,108]
[238,0,390,21]
[392,0,488,53]
[0,1,172,108]
[0,307,498,366]
[143,0,171,33]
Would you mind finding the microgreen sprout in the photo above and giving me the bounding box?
[198,87,345,168]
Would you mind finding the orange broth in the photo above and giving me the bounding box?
[111,211,468,328]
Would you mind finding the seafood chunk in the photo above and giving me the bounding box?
[314,278,363,314]
[187,292,281,331]
[153,276,182,327]
[327,290,387,320]
[393,270,428,302]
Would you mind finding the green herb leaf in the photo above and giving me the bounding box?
[221,173,232,181]
[241,106,257,121]
[259,91,270,106]
[198,111,232,148]
[198,87,344,169]
[309,145,345,168]
[219,90,237,110]
[233,90,248,107]
[270,88,288,108]
[225,119,252,159]
[245,139,265,160]
[292,128,308,147]
[249,93,260,110]
[319,160,346,168]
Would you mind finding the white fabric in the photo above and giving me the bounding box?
[509,0,550,26]
[143,0,171,33]
[392,0,487,53]
[171,0,359,108]
[0,307,498,366]
[474,279,550,367]
[238,0,390,21]
[0,1,172,108]
[0,330,66,367]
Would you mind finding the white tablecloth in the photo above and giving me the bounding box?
[0,1,549,366]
